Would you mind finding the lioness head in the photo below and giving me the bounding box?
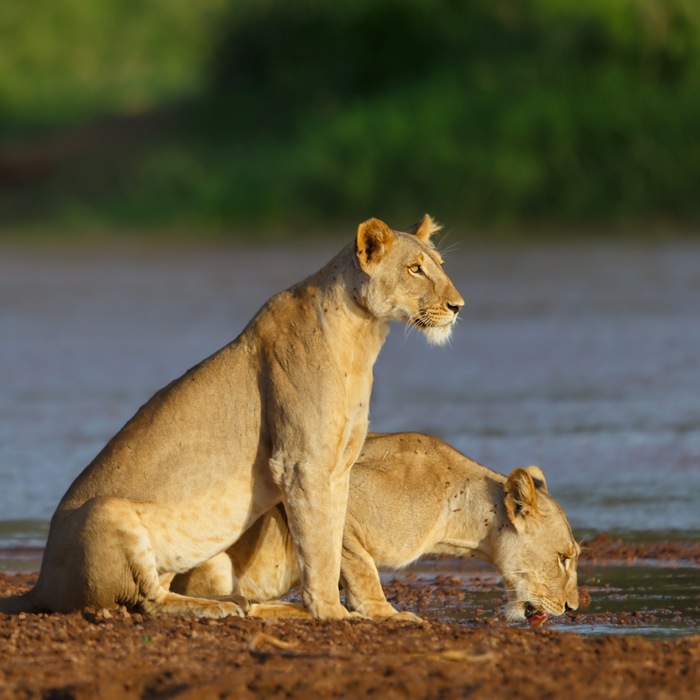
[354,215,464,346]
[495,466,580,627]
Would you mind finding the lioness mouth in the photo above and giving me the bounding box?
[524,603,548,628]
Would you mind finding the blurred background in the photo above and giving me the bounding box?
[1,1,700,570]
[1,0,699,239]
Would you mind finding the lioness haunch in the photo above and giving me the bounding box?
[172,432,580,627]
[0,216,463,619]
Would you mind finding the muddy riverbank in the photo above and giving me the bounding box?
[1,601,698,699]
[2,538,700,698]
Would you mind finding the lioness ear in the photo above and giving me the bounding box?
[406,214,442,243]
[525,465,548,493]
[356,218,394,271]
[504,468,539,525]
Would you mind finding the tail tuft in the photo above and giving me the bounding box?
[0,589,39,614]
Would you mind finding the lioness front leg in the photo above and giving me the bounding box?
[271,454,351,619]
[341,528,422,622]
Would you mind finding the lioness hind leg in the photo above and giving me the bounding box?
[40,497,246,618]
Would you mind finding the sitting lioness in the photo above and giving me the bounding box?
[171,433,580,627]
[0,216,464,620]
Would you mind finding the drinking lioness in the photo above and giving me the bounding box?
[172,432,580,627]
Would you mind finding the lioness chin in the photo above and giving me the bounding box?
[0,216,463,620]
[172,432,580,626]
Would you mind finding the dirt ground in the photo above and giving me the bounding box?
[1,536,699,699]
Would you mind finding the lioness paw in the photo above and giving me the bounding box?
[209,601,246,618]
[389,610,424,623]
[348,610,370,620]
[308,601,353,620]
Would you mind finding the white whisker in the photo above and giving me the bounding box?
[402,322,418,343]
[436,231,461,258]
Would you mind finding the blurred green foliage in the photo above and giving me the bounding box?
[0,0,227,133]
[1,0,699,234]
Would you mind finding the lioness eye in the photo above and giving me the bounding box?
[409,264,424,276]
[559,554,568,567]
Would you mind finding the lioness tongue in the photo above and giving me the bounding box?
[527,612,548,628]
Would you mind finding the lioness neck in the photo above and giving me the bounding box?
[434,474,508,567]
[297,243,390,356]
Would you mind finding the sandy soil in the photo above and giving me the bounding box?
[1,537,699,699]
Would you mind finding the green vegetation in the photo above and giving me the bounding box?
[0,0,226,133]
[1,0,699,235]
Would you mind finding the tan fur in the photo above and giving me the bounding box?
[0,217,463,620]
[172,433,580,623]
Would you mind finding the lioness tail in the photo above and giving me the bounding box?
[0,589,39,614]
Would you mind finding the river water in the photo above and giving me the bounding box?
[1,237,699,633]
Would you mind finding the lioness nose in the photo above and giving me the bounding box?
[564,602,577,613]
[447,301,464,316]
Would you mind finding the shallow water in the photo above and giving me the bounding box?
[562,563,700,638]
[390,558,700,639]
[1,238,699,633]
